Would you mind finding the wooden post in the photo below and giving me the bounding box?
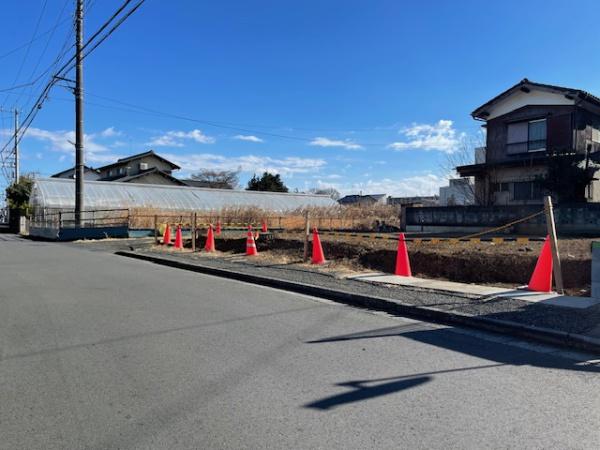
[544,196,564,294]
[303,210,310,262]
[400,205,407,232]
[191,212,196,252]
[154,214,158,244]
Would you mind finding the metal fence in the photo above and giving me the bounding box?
[30,208,130,229]
[0,207,8,225]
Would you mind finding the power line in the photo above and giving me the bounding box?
[0,14,71,62]
[56,0,144,76]
[0,0,147,166]
[84,92,404,146]
[11,0,71,109]
[2,0,49,108]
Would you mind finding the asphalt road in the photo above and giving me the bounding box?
[1,235,599,449]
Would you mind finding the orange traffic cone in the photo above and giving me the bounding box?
[204,225,215,252]
[394,233,412,277]
[215,221,222,236]
[261,219,268,233]
[246,228,258,256]
[162,223,171,245]
[311,227,326,265]
[174,225,183,249]
[527,236,553,292]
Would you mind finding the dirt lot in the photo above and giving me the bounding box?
[156,230,595,296]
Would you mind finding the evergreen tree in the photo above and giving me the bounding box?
[246,172,289,192]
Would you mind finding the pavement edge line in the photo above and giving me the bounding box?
[114,250,600,355]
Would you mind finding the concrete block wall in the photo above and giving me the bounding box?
[406,203,600,236]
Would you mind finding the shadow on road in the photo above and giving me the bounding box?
[305,376,431,410]
[304,322,600,410]
[306,322,600,373]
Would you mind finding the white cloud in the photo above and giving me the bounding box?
[313,173,446,197]
[309,136,363,150]
[233,134,264,143]
[18,127,124,164]
[388,120,464,153]
[99,127,122,138]
[162,152,326,177]
[147,129,215,147]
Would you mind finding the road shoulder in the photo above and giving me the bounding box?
[115,248,600,354]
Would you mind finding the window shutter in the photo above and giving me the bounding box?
[547,113,572,153]
[507,122,528,154]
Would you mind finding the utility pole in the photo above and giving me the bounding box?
[0,107,19,185]
[14,109,19,182]
[75,0,84,226]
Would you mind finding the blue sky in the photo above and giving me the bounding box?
[2,0,600,196]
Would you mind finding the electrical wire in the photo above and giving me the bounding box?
[0,0,147,167]
[11,0,71,109]
[0,13,71,62]
[1,0,49,108]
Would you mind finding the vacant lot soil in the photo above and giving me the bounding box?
[170,230,594,296]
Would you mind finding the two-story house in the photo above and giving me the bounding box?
[52,150,186,186]
[457,79,600,205]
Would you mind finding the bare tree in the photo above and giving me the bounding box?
[191,169,240,189]
[439,131,489,205]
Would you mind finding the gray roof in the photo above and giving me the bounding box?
[30,177,337,211]
[95,150,181,171]
[112,167,187,185]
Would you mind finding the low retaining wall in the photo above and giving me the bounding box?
[29,225,129,241]
[406,203,600,236]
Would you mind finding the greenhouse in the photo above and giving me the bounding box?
[30,177,337,212]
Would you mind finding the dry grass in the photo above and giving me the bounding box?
[128,204,401,231]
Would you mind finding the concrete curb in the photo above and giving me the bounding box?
[115,250,600,355]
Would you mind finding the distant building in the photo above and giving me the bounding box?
[387,195,439,207]
[95,150,185,185]
[439,179,474,206]
[338,194,387,206]
[51,165,101,181]
[51,150,186,186]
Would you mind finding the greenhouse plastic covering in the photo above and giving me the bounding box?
[30,178,337,212]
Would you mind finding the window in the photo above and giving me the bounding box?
[507,119,546,154]
[492,182,509,192]
[513,181,543,201]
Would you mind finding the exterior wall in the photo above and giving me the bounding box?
[488,165,547,205]
[485,105,575,164]
[484,89,574,120]
[575,107,600,154]
[405,203,600,236]
[99,156,175,179]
